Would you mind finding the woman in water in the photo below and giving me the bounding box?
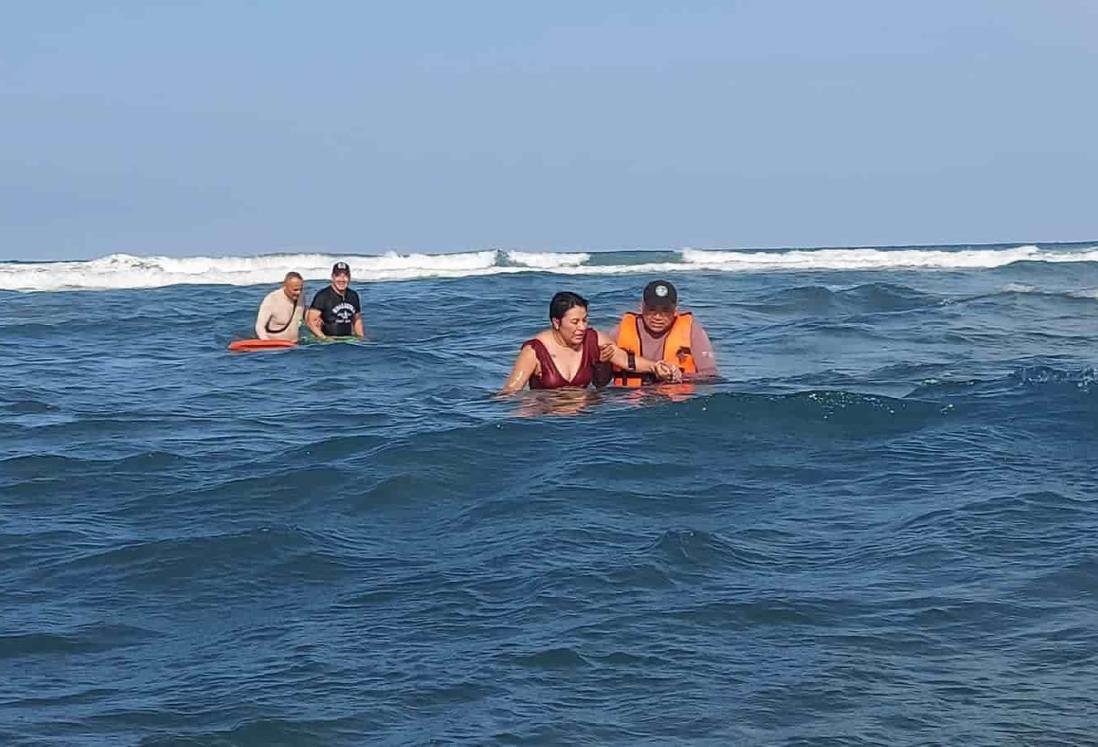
[500,291,681,393]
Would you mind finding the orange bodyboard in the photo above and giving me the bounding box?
[227,339,298,352]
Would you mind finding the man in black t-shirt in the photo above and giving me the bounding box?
[306,262,364,338]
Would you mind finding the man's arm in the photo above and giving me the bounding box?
[305,308,326,339]
[350,291,365,338]
[255,295,273,340]
[595,331,680,382]
[690,320,719,377]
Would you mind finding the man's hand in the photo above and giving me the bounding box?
[653,361,683,383]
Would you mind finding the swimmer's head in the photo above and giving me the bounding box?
[549,291,589,346]
[641,279,678,335]
[282,272,304,302]
[331,262,351,292]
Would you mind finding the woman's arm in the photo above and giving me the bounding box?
[500,345,540,394]
[595,331,681,382]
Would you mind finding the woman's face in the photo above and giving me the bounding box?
[553,305,589,346]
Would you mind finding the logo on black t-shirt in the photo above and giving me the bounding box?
[331,302,355,324]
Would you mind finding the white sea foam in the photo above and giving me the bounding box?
[2,244,1096,292]
[504,250,590,268]
[0,251,504,292]
[679,246,1051,270]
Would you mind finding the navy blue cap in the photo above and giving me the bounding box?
[643,280,678,309]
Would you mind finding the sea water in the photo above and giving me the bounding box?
[1,244,1096,745]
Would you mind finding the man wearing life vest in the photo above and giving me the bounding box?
[607,280,718,386]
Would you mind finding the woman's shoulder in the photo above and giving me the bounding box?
[525,329,555,346]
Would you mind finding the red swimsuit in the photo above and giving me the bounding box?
[524,329,600,389]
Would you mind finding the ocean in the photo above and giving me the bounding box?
[2,243,1097,745]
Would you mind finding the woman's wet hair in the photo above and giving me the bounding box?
[549,291,588,321]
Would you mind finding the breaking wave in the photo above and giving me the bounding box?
[2,243,1097,292]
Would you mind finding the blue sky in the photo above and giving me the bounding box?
[2,1,1096,260]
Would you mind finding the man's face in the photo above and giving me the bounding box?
[283,277,304,302]
[641,304,676,335]
[332,272,350,292]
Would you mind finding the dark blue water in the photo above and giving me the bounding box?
[3,254,1098,744]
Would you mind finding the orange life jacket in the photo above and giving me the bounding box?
[614,311,697,387]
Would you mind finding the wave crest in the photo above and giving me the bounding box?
[3,243,1096,292]
[503,250,590,268]
[680,245,1059,270]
